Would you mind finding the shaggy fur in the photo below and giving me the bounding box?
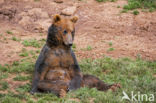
[31,15,120,97]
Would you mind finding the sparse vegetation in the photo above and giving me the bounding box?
[12,36,21,42]
[108,42,113,46]
[0,81,9,90]
[107,47,115,51]
[16,83,31,93]
[34,0,40,2]
[0,60,34,73]
[0,34,3,37]
[96,0,117,2]
[19,48,29,57]
[36,50,40,54]
[81,45,93,51]
[6,30,13,35]
[123,0,156,13]
[13,75,30,81]
[0,72,8,80]
[117,5,120,8]
[121,9,128,13]
[3,37,7,41]
[72,43,76,49]
[133,10,139,15]
[96,0,107,2]
[86,45,92,51]
[72,43,77,51]
[149,7,155,12]
[22,39,45,48]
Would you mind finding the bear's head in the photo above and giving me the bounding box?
[47,14,78,48]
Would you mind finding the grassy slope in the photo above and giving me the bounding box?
[96,0,156,14]
[0,55,156,103]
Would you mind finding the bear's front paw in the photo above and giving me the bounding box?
[30,88,38,95]
[30,90,35,95]
[59,89,66,98]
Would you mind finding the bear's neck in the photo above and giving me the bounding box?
[46,36,70,50]
[46,42,71,50]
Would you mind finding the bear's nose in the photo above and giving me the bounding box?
[68,43,73,46]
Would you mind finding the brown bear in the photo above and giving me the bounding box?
[30,14,120,97]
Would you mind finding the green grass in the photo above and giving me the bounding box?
[123,0,156,14]
[86,45,92,51]
[72,43,76,49]
[133,10,139,15]
[3,37,7,41]
[0,81,9,90]
[16,83,31,93]
[6,30,13,35]
[34,0,40,1]
[72,43,77,51]
[81,45,93,51]
[13,75,30,81]
[22,38,45,48]
[96,0,107,2]
[0,34,3,37]
[19,48,29,57]
[36,50,40,54]
[12,36,21,42]
[107,47,115,51]
[0,72,8,80]
[0,51,156,102]
[0,56,155,102]
[149,7,155,12]
[121,9,129,13]
[108,42,113,46]
[0,60,34,73]
[1,96,21,103]
[19,49,37,58]
[96,0,117,2]
[117,5,120,8]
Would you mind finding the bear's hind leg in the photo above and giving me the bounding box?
[38,80,68,97]
[83,74,121,91]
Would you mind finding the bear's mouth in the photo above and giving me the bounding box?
[63,43,73,48]
[63,40,73,47]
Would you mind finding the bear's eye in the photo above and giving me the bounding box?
[63,30,67,34]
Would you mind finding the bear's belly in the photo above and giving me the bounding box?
[45,68,71,82]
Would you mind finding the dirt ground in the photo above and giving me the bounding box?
[0,0,156,65]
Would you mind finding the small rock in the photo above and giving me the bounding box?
[94,25,100,29]
[28,8,49,19]
[35,19,51,32]
[0,7,16,19]
[17,8,50,32]
[54,0,63,3]
[18,16,32,26]
[0,0,4,3]
[61,6,77,16]
[4,15,9,20]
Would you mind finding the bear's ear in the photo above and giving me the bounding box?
[71,16,78,23]
[53,14,61,23]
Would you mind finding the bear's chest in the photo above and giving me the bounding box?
[45,49,74,68]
